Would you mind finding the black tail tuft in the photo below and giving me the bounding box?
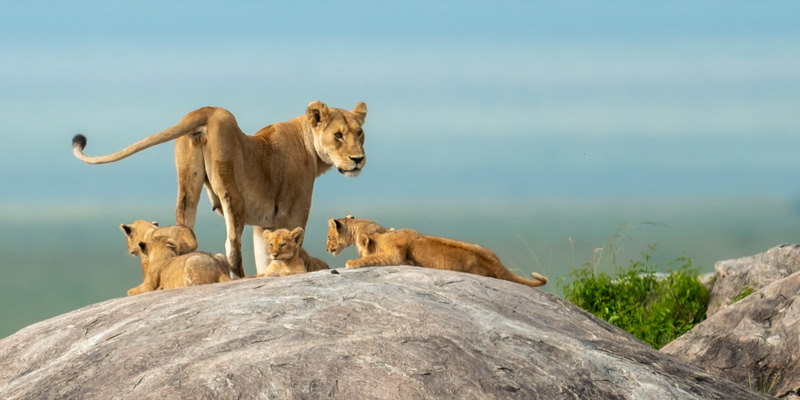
[72,134,87,150]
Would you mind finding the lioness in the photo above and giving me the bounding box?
[120,221,203,294]
[258,228,309,276]
[129,235,234,295]
[335,219,548,287]
[73,101,367,277]
[326,215,391,256]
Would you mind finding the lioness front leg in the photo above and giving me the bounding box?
[346,252,406,269]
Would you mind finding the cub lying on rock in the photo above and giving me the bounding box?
[120,221,200,295]
[326,215,391,256]
[327,216,547,287]
[128,236,234,295]
[257,228,310,276]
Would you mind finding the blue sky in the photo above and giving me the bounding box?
[1,1,800,208]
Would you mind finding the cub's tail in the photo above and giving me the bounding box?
[509,271,548,287]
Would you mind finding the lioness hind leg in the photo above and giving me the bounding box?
[211,160,247,278]
[174,135,206,230]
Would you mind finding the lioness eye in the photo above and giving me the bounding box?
[334,132,343,140]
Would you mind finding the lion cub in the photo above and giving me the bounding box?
[258,228,309,276]
[128,235,234,295]
[332,218,548,287]
[326,215,391,257]
[120,221,200,294]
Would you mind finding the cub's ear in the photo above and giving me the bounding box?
[262,229,273,240]
[351,102,367,125]
[121,224,133,236]
[291,227,305,245]
[138,241,148,255]
[307,100,330,127]
[356,234,370,250]
[165,239,178,250]
[328,218,337,229]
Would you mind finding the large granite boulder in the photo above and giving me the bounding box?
[709,244,800,317]
[0,266,768,399]
[662,270,800,398]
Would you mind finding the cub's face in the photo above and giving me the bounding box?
[120,220,159,256]
[326,217,352,256]
[263,228,304,261]
[307,101,367,177]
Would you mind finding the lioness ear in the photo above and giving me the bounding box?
[351,102,367,125]
[151,221,159,227]
[291,227,305,245]
[121,224,133,236]
[165,239,178,250]
[307,100,329,127]
[346,215,355,219]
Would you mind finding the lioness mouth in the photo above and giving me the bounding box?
[338,167,360,174]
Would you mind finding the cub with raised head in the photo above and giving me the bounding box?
[129,235,234,296]
[258,228,309,276]
[120,221,201,294]
[326,215,391,257]
[73,100,367,278]
[342,220,548,287]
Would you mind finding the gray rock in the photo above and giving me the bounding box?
[708,244,800,317]
[662,271,800,398]
[0,266,768,399]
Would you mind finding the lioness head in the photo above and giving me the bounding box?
[307,101,367,177]
[263,227,304,261]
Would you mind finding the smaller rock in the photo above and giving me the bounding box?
[662,270,800,398]
[707,244,800,317]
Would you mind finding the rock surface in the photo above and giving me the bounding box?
[709,244,800,317]
[0,266,768,399]
[662,270,800,399]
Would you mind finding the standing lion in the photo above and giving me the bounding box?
[73,101,368,277]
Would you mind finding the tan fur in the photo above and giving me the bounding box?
[258,228,308,276]
[326,215,390,257]
[128,236,234,296]
[339,220,548,287]
[74,101,367,277]
[120,221,201,294]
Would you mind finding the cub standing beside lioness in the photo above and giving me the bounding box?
[327,217,548,287]
[129,235,234,295]
[72,101,368,278]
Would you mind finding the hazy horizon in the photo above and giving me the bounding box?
[2,1,799,338]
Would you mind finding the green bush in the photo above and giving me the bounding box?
[562,254,709,349]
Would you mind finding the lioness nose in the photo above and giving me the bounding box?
[350,156,364,164]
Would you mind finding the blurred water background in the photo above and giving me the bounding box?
[1,1,799,338]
